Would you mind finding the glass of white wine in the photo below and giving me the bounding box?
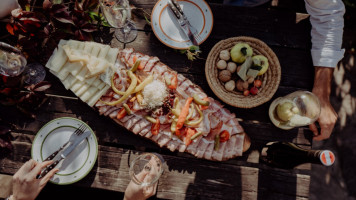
[100,0,138,43]
[269,91,321,130]
[0,42,46,85]
[0,42,27,77]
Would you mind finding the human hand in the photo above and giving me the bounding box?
[124,157,159,200]
[309,96,338,141]
[309,67,338,141]
[11,159,58,200]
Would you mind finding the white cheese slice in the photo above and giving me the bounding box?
[58,39,68,46]
[90,45,101,57]
[50,46,68,73]
[92,78,102,88]
[78,41,85,50]
[45,48,57,69]
[75,84,90,97]
[83,42,94,54]
[61,61,83,77]
[56,67,70,80]
[62,74,77,89]
[97,81,107,90]
[66,40,81,50]
[98,45,110,59]
[87,85,110,107]
[80,86,98,103]
[76,66,89,82]
[86,58,111,78]
[70,80,84,93]
[100,67,114,86]
[85,76,97,85]
[63,45,90,63]
[105,48,119,65]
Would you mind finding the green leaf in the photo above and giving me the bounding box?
[189,45,199,52]
[88,11,99,21]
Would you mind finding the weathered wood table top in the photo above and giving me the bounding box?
[0,1,316,199]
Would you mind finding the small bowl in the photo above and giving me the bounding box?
[205,36,281,108]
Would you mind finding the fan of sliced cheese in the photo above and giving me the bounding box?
[45,39,119,107]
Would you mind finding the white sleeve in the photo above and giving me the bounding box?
[304,0,345,68]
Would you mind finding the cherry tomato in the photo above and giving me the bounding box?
[219,130,230,142]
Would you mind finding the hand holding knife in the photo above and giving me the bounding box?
[37,130,91,179]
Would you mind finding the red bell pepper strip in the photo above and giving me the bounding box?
[185,128,196,146]
[175,126,186,136]
[116,107,127,120]
[151,118,160,135]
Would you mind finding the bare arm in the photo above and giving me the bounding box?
[304,0,345,140]
[310,67,338,140]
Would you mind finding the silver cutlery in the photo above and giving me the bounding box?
[168,0,199,46]
[171,0,202,44]
[37,126,90,179]
[42,124,87,162]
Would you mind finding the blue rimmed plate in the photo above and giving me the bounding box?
[31,117,98,185]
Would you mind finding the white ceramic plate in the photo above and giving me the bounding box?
[31,117,98,185]
[151,0,213,49]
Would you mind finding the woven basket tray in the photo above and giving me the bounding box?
[205,36,281,108]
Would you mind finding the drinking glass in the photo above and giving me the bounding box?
[129,153,164,187]
[100,0,138,43]
[0,42,46,85]
[23,63,46,85]
[269,91,321,130]
[0,42,27,77]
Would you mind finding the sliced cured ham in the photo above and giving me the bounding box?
[46,40,250,161]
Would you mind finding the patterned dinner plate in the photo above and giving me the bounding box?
[31,117,98,185]
[151,0,213,49]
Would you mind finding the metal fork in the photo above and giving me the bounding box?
[189,25,203,44]
[43,124,87,162]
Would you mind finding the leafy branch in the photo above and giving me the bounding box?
[177,45,202,61]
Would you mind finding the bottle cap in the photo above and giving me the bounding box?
[319,150,335,166]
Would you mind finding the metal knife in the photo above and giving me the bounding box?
[170,0,199,45]
[37,131,91,179]
[167,0,198,46]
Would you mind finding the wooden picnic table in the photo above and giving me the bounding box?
[0,0,316,199]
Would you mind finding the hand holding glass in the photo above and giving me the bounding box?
[269,91,321,130]
[125,153,164,200]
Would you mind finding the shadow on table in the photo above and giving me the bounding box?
[161,139,310,200]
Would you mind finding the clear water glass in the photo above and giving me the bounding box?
[23,63,46,85]
[100,0,138,43]
[129,153,164,186]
